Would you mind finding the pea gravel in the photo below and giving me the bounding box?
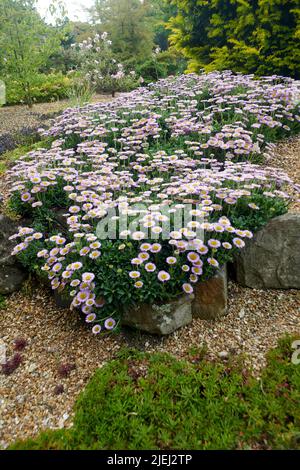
[266,135,300,212]
[0,94,114,139]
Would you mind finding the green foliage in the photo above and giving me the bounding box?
[167,0,300,78]
[136,49,187,84]
[0,0,68,107]
[74,33,141,96]
[145,0,178,51]
[6,73,72,105]
[9,336,300,450]
[136,57,167,84]
[66,75,95,108]
[44,21,95,74]
[157,48,187,75]
[0,294,7,310]
[229,191,288,233]
[90,0,154,63]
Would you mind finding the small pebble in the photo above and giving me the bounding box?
[218,351,229,359]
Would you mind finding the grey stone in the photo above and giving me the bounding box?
[192,265,228,319]
[233,213,300,289]
[218,351,229,359]
[0,266,27,295]
[27,363,37,373]
[122,294,193,335]
[238,308,245,319]
[0,215,19,266]
[0,214,27,294]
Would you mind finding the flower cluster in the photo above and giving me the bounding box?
[73,33,139,95]
[8,71,300,334]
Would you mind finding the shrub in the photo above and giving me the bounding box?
[73,33,141,97]
[7,72,300,334]
[136,49,187,85]
[167,0,300,79]
[5,73,72,106]
[136,57,167,84]
[66,75,95,108]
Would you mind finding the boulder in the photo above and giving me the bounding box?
[0,214,27,295]
[0,266,27,295]
[122,294,193,335]
[233,213,300,289]
[192,265,228,319]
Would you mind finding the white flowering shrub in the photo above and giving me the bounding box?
[7,71,300,334]
[72,32,141,97]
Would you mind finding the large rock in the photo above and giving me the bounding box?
[233,213,300,289]
[122,294,193,335]
[0,214,27,294]
[192,265,228,319]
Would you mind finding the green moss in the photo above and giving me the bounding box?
[9,335,300,450]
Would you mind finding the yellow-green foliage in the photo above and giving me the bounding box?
[6,73,72,105]
[167,0,300,78]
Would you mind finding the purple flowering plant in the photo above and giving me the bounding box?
[7,71,300,334]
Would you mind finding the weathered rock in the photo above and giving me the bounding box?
[0,266,27,295]
[192,265,228,319]
[233,213,300,289]
[0,214,27,294]
[122,294,193,335]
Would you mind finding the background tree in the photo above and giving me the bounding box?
[89,0,154,64]
[0,0,67,106]
[144,0,178,51]
[167,0,300,78]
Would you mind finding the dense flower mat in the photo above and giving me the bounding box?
[7,72,300,333]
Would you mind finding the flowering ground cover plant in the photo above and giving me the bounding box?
[7,71,300,334]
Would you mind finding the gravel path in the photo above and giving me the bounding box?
[0,127,300,449]
[0,94,114,156]
[0,94,113,138]
[267,135,300,212]
[0,282,299,448]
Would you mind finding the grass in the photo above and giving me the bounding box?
[9,335,300,450]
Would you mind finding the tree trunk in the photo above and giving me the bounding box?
[25,82,33,108]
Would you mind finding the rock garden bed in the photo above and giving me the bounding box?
[1,71,300,448]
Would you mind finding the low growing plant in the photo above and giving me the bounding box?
[9,336,300,450]
[6,72,300,334]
